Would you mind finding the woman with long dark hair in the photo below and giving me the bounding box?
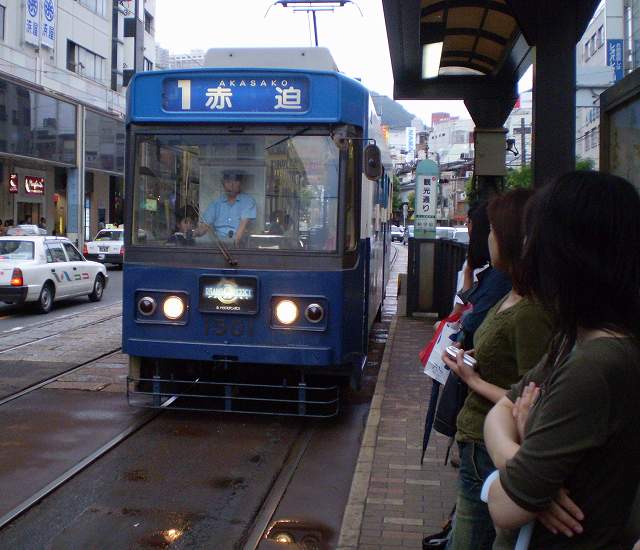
[484,171,640,549]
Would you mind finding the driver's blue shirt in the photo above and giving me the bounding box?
[202,193,257,239]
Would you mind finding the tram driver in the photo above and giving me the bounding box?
[196,171,257,247]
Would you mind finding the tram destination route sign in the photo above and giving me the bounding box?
[163,76,309,113]
[199,276,258,315]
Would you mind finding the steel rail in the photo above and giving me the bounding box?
[0,301,122,336]
[0,409,160,531]
[243,424,315,549]
[0,312,121,355]
[0,348,123,408]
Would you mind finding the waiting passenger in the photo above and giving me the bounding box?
[441,188,553,550]
[483,171,640,549]
[196,171,256,246]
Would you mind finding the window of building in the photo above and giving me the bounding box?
[589,35,596,56]
[0,5,5,41]
[67,41,105,83]
[144,10,154,35]
[143,57,153,72]
[584,131,591,150]
[592,128,599,149]
[584,42,590,61]
[596,26,604,49]
[78,0,106,17]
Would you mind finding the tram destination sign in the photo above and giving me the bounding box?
[163,76,309,113]
[199,276,258,315]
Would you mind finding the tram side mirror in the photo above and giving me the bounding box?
[364,144,382,181]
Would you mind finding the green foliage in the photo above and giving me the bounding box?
[407,191,415,212]
[392,175,402,211]
[465,174,477,206]
[576,156,595,171]
[505,165,532,190]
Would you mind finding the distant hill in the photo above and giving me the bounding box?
[371,94,418,128]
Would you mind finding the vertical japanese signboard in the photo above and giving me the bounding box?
[41,0,57,49]
[406,127,416,156]
[607,39,623,82]
[9,174,18,194]
[414,159,439,238]
[24,0,40,46]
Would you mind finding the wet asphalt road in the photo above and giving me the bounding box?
[0,268,123,333]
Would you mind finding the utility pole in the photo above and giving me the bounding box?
[513,117,531,167]
[520,117,526,167]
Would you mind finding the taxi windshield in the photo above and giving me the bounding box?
[0,240,35,260]
[132,127,349,253]
[95,230,123,242]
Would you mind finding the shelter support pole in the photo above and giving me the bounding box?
[530,3,577,187]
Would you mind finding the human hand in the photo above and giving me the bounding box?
[442,347,479,385]
[513,382,539,442]
[537,488,584,537]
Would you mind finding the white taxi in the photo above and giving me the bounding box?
[0,236,108,313]
[84,227,124,268]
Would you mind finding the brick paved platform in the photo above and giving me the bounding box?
[338,246,459,549]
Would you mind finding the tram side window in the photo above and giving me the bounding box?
[344,140,358,251]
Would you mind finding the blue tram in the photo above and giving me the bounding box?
[123,48,392,415]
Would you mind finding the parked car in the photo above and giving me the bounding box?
[390,225,405,242]
[436,226,455,239]
[84,227,124,268]
[452,227,469,244]
[0,236,108,313]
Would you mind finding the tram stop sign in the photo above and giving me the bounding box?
[415,159,439,238]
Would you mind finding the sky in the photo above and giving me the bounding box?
[154,0,474,125]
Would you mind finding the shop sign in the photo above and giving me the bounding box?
[24,0,40,47]
[25,176,45,195]
[41,0,57,50]
[9,174,18,194]
[607,39,624,82]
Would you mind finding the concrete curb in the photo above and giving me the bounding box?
[336,314,399,549]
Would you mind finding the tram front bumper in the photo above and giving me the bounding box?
[126,338,334,366]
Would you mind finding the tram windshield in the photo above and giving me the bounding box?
[132,126,354,253]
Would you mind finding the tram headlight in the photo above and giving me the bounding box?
[163,295,186,320]
[275,299,299,325]
[305,303,324,323]
[137,296,156,316]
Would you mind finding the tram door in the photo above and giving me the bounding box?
[16,202,41,226]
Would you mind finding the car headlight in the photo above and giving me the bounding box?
[163,295,186,320]
[275,299,298,325]
[138,296,156,316]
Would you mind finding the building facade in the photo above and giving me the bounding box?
[0,0,155,242]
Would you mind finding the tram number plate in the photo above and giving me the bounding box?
[204,317,254,338]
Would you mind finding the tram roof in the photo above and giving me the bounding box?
[203,47,340,72]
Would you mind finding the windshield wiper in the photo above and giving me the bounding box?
[192,204,238,266]
[266,126,311,150]
[212,231,238,267]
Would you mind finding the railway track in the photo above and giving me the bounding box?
[0,303,122,354]
[0,348,123,408]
